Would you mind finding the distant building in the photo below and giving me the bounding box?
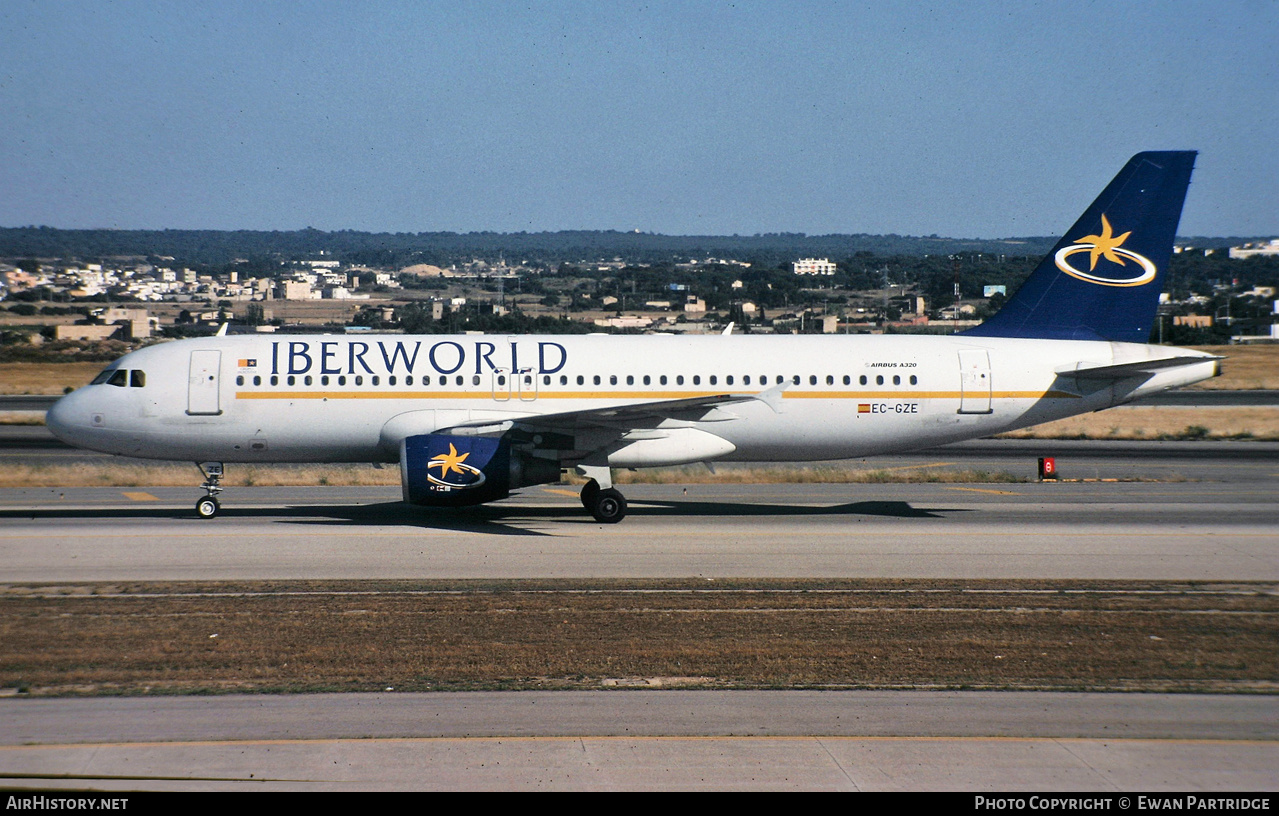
[594,316,653,329]
[793,258,836,275]
[1174,314,1213,328]
[55,325,119,342]
[282,281,314,300]
[0,269,38,291]
[1229,239,1279,259]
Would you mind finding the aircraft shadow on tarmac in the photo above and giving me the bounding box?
[0,499,967,536]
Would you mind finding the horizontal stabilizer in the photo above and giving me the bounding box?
[1057,355,1222,380]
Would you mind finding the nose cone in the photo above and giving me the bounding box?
[45,389,90,447]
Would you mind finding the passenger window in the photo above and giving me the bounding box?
[709,375,717,385]
[643,375,650,385]
[843,375,850,385]
[743,375,751,385]
[726,375,734,385]
[610,375,617,385]
[421,375,430,385]
[338,376,346,386]
[676,375,684,385]
[471,375,480,386]
[626,375,634,385]
[910,375,917,385]
[544,375,551,385]
[253,375,262,386]
[660,375,667,385]
[388,376,397,386]
[405,375,414,385]
[321,376,330,386]
[455,375,463,386]
[130,370,146,388]
[288,375,296,386]
[893,375,901,385]
[577,375,584,385]
[776,375,784,384]
[373,376,381,386]
[792,375,800,385]
[691,375,699,385]
[593,375,600,385]
[270,376,279,386]
[876,375,884,385]
[809,375,817,385]
[860,375,867,385]
[236,375,245,386]
[498,375,507,386]
[354,376,362,386]
[559,375,567,385]
[826,375,834,385]
[304,375,313,385]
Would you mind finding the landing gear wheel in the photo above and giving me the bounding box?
[587,487,627,524]
[195,462,225,520]
[195,496,220,519]
[580,478,601,511]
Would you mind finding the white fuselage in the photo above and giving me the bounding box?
[45,333,1219,468]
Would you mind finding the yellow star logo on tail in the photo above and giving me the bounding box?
[1077,214,1132,271]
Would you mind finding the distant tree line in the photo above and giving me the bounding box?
[0,226,1075,267]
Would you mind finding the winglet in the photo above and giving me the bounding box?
[722,322,735,336]
[215,323,229,337]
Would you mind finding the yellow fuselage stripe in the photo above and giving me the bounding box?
[235,389,1077,401]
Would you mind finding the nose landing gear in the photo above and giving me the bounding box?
[195,462,224,519]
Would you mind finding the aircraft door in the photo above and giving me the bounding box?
[515,368,538,402]
[491,368,512,402]
[958,349,992,414]
[187,350,223,415]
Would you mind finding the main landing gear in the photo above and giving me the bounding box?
[580,478,627,523]
[195,462,224,519]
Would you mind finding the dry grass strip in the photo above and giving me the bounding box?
[2,579,1274,696]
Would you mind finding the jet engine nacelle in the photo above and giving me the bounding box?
[400,433,560,507]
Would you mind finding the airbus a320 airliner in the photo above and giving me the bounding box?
[46,151,1218,522]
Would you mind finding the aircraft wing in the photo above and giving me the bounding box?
[438,384,786,436]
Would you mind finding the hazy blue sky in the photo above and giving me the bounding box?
[1,1,1274,237]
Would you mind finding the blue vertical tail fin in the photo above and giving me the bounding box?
[962,151,1196,343]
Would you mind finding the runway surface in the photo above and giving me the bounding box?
[2,477,1277,582]
[2,692,1275,791]
[3,439,1277,790]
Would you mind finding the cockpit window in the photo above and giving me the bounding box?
[106,369,128,388]
[91,368,117,385]
[130,370,146,388]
